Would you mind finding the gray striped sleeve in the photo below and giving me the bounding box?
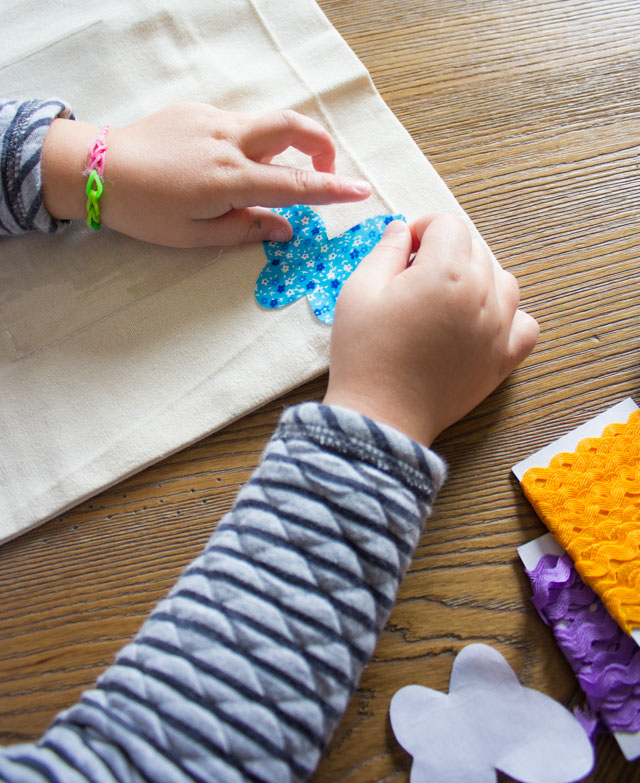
[0,403,446,783]
[0,98,74,236]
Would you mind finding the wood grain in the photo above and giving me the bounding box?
[1,1,639,780]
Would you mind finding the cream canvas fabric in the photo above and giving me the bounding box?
[0,0,473,544]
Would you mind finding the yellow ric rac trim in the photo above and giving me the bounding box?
[521,409,640,635]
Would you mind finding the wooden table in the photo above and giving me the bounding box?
[1,1,639,780]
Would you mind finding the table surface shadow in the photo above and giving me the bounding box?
[1,1,639,781]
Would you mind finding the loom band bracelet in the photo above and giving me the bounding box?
[84,124,109,230]
[85,169,104,230]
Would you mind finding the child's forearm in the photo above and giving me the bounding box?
[0,403,445,783]
[4,99,372,248]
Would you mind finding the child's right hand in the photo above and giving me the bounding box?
[323,214,539,446]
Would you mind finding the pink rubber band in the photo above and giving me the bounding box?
[84,124,110,177]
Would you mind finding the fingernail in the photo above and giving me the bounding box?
[351,179,372,195]
[385,220,407,234]
[268,228,292,243]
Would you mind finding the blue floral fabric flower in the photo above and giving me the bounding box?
[255,205,405,324]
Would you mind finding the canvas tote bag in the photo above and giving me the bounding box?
[0,0,476,543]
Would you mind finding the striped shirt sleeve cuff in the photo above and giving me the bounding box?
[0,98,74,236]
[274,402,447,502]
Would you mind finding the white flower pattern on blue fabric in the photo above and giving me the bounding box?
[255,205,405,324]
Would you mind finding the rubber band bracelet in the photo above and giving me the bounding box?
[84,125,109,230]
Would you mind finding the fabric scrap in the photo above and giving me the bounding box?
[389,643,594,783]
[255,205,405,324]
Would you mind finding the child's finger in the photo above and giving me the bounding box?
[234,162,372,206]
[507,308,540,369]
[190,207,294,246]
[410,213,474,272]
[241,110,337,173]
[495,267,521,316]
[345,220,412,292]
[408,213,440,251]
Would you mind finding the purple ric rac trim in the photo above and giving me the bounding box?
[525,553,640,736]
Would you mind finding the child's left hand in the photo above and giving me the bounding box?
[42,102,372,248]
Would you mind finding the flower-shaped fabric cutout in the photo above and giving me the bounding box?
[389,644,594,783]
[255,205,405,324]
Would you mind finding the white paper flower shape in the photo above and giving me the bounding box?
[389,644,594,783]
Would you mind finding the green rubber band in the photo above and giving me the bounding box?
[85,170,103,230]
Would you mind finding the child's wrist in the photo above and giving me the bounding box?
[42,118,100,221]
[322,388,437,447]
